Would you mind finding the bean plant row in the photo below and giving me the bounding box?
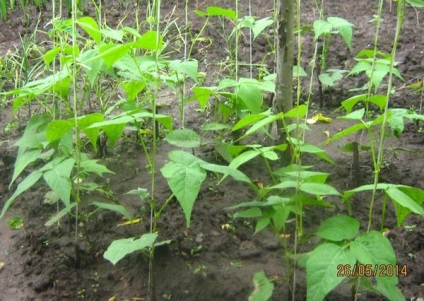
[1,0,424,300]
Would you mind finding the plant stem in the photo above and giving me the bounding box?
[368,0,405,232]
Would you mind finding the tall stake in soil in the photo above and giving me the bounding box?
[275,0,294,146]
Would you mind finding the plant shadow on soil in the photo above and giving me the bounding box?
[1,0,424,300]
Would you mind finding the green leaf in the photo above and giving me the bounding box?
[121,81,146,101]
[248,271,274,301]
[234,208,262,219]
[103,233,158,265]
[327,123,367,143]
[237,84,263,114]
[161,151,207,227]
[201,123,232,131]
[407,0,424,7]
[43,158,75,207]
[255,217,271,234]
[1,170,43,219]
[306,243,356,301]
[285,105,308,118]
[300,183,340,196]
[313,20,332,40]
[10,148,41,188]
[91,201,132,220]
[251,17,273,40]
[77,17,101,44]
[46,119,73,143]
[80,158,114,177]
[100,27,124,41]
[338,108,365,120]
[169,59,199,82]
[230,149,260,169]
[351,231,398,286]
[78,113,104,151]
[317,215,359,241]
[233,110,270,131]
[88,43,133,66]
[164,128,201,148]
[134,31,163,50]
[386,187,424,216]
[199,162,251,184]
[206,6,237,21]
[327,17,354,50]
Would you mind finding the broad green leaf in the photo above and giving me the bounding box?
[392,186,424,226]
[91,201,132,220]
[80,158,114,177]
[299,144,334,164]
[386,187,424,216]
[233,111,270,131]
[248,271,274,301]
[255,217,270,234]
[206,6,237,21]
[43,158,75,207]
[327,17,354,50]
[341,94,367,113]
[79,49,106,87]
[285,105,308,118]
[201,123,232,131]
[121,81,146,102]
[169,59,199,82]
[244,114,282,137]
[252,17,274,40]
[10,148,41,188]
[300,183,340,196]
[77,17,101,44]
[43,47,62,66]
[318,71,344,86]
[161,151,207,227]
[230,149,260,169]
[234,208,262,219]
[103,233,158,265]
[313,20,332,40]
[164,128,201,148]
[237,84,263,114]
[88,43,133,66]
[327,123,367,143]
[192,87,215,110]
[134,31,163,50]
[351,231,398,286]
[46,119,73,143]
[306,243,356,301]
[317,215,359,241]
[1,170,43,219]
[100,27,124,41]
[78,113,104,151]
[338,108,365,120]
[199,162,251,184]
[284,171,329,183]
[407,0,424,7]
[372,280,406,301]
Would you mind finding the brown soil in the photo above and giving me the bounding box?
[0,1,424,301]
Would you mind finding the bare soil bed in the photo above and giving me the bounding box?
[0,1,423,300]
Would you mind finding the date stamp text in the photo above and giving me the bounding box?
[337,264,408,277]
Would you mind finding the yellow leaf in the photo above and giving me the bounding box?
[118,218,141,226]
[323,130,330,138]
[307,113,332,124]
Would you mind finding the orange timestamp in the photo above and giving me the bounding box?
[337,264,408,277]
